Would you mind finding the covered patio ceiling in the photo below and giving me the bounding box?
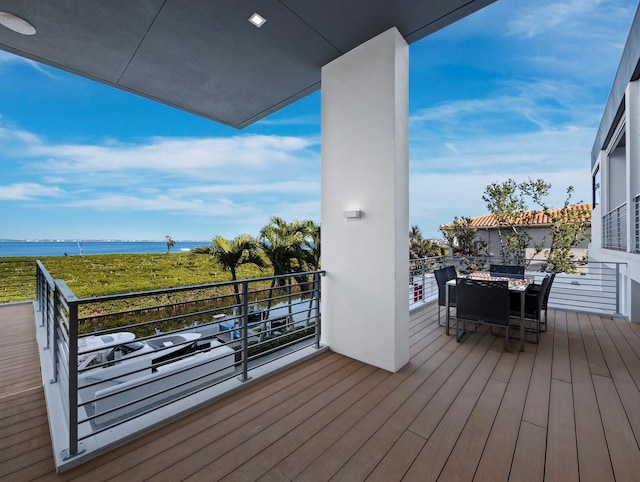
[0,0,495,129]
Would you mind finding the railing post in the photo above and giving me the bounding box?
[238,280,251,382]
[45,281,51,349]
[421,259,426,301]
[315,272,322,349]
[616,262,621,315]
[62,300,84,459]
[50,286,60,382]
[36,266,42,313]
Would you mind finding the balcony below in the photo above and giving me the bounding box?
[2,301,640,480]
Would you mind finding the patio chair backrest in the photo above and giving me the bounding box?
[445,265,457,281]
[434,266,457,306]
[456,278,510,326]
[489,264,525,279]
[541,271,556,309]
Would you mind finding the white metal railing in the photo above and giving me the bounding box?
[409,255,625,316]
[35,262,324,465]
[635,195,640,253]
[603,203,627,251]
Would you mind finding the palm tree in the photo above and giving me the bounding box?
[302,220,320,271]
[211,234,266,306]
[165,235,176,254]
[301,220,320,324]
[409,225,442,260]
[259,217,310,317]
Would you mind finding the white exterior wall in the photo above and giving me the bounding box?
[474,225,590,261]
[590,80,640,321]
[320,28,409,372]
[591,204,602,250]
[630,80,640,209]
[609,147,626,210]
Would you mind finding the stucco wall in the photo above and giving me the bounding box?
[474,225,591,259]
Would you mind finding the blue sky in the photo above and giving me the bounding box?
[0,0,637,241]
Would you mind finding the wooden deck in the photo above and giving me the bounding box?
[2,302,640,481]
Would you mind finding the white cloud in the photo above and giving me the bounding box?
[507,0,606,38]
[0,50,57,77]
[0,120,321,236]
[26,134,318,177]
[0,182,62,200]
[63,193,263,217]
[169,180,319,197]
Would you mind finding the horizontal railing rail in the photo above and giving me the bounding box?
[409,256,447,309]
[409,255,625,316]
[35,263,324,461]
[603,202,627,251]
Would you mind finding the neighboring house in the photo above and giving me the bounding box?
[590,4,640,321]
[441,203,592,259]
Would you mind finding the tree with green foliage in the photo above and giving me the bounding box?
[450,178,591,272]
[211,234,266,304]
[482,179,550,261]
[539,186,591,273]
[165,235,176,254]
[259,217,309,275]
[300,220,321,271]
[259,217,312,317]
[409,225,442,259]
[440,217,488,272]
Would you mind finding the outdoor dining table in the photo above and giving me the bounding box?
[445,273,532,351]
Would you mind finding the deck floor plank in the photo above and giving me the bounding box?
[293,331,491,482]
[336,338,498,480]
[551,309,571,383]
[273,330,456,480]
[403,348,502,481]
[510,421,547,481]
[330,332,497,481]
[592,374,640,480]
[588,312,640,441]
[568,311,614,482]
[545,378,579,481]
[104,358,365,481]
[582,313,612,377]
[365,430,426,482]
[473,350,535,482]
[184,363,380,481]
[45,352,348,481]
[436,373,509,482]
[2,302,640,481]
[521,310,554,429]
[221,367,390,481]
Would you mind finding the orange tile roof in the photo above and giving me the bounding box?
[440,203,591,229]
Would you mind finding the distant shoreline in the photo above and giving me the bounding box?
[0,239,207,243]
[0,240,209,258]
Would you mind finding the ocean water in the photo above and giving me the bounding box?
[0,240,209,258]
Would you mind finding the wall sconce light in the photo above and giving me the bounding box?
[343,209,362,219]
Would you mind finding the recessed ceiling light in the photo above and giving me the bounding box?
[248,12,266,28]
[0,12,36,35]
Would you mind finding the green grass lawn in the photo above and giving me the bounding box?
[0,252,270,303]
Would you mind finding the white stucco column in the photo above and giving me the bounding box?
[626,80,640,252]
[320,27,409,372]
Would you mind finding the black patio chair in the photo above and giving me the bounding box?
[489,264,525,279]
[456,277,511,351]
[434,266,457,329]
[510,273,553,343]
[524,271,556,333]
